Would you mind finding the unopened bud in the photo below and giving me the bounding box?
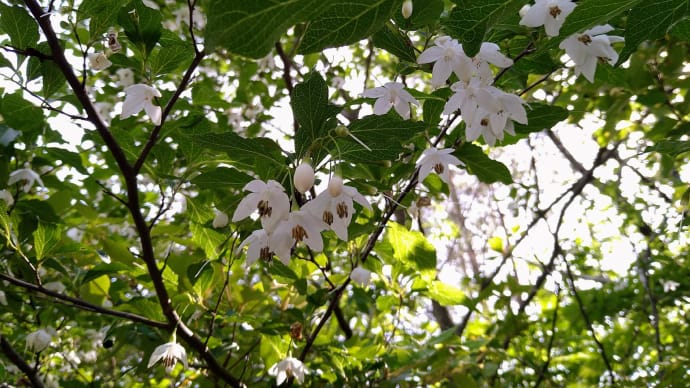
[213,210,229,228]
[294,162,315,194]
[328,176,344,197]
[402,0,413,19]
[334,125,350,137]
[519,4,531,18]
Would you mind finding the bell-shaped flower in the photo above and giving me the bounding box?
[416,147,464,184]
[148,341,187,370]
[469,43,513,83]
[88,52,112,71]
[559,25,624,82]
[232,180,290,233]
[362,82,419,120]
[269,357,307,385]
[305,177,372,241]
[115,68,135,88]
[272,210,328,253]
[417,36,471,88]
[520,0,576,37]
[0,189,13,206]
[350,267,372,287]
[120,84,162,125]
[212,210,229,228]
[443,78,486,123]
[26,328,54,353]
[237,228,292,266]
[294,162,315,194]
[8,167,44,193]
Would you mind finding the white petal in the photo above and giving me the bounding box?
[417,46,443,64]
[373,97,392,115]
[144,103,162,126]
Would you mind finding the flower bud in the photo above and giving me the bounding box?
[328,176,344,197]
[26,328,53,353]
[350,267,372,287]
[213,210,229,228]
[334,125,350,137]
[402,0,413,19]
[519,4,531,18]
[294,162,315,194]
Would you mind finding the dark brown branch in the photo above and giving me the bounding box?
[546,129,587,175]
[0,272,167,328]
[0,335,44,388]
[333,303,353,340]
[534,286,560,387]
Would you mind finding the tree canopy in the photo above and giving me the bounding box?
[1,0,690,386]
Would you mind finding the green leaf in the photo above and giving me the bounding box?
[80,274,111,305]
[298,0,398,54]
[78,0,127,37]
[617,0,690,65]
[191,167,253,191]
[190,223,225,259]
[513,104,569,136]
[102,238,135,265]
[0,92,44,136]
[185,196,214,224]
[33,221,61,261]
[82,263,130,285]
[387,222,436,281]
[205,0,337,58]
[0,4,39,50]
[426,280,466,306]
[292,72,340,159]
[188,260,215,296]
[269,260,299,283]
[45,147,88,175]
[442,0,524,57]
[645,140,690,157]
[118,0,162,54]
[150,43,194,76]
[372,23,417,63]
[455,143,512,184]
[394,0,444,30]
[336,114,425,163]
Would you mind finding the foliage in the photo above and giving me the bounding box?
[0,0,689,386]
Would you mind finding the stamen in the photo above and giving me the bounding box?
[480,118,489,126]
[258,200,272,217]
[260,246,272,261]
[549,6,561,18]
[292,225,308,242]
[578,34,592,45]
[323,211,334,225]
[434,163,444,174]
[336,202,349,219]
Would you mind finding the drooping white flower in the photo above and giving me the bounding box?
[88,52,112,71]
[8,167,44,192]
[120,84,162,125]
[362,82,419,119]
[212,210,229,228]
[272,210,328,254]
[294,162,315,194]
[416,148,464,184]
[115,68,135,88]
[0,189,14,206]
[663,280,680,292]
[232,180,290,233]
[350,267,372,287]
[0,290,6,305]
[417,36,470,88]
[269,357,307,385]
[401,0,413,19]
[443,78,486,123]
[520,0,576,37]
[305,176,372,241]
[559,25,624,82]
[469,43,514,83]
[26,328,53,353]
[148,341,187,370]
[238,228,290,266]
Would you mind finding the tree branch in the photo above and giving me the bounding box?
[0,335,44,388]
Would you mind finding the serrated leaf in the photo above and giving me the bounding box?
[269,260,299,283]
[150,44,194,76]
[45,147,88,175]
[515,104,569,135]
[443,0,524,57]
[292,72,340,160]
[188,260,215,296]
[394,0,444,30]
[205,0,336,58]
[0,4,39,51]
[387,222,436,281]
[426,280,466,306]
[617,0,690,65]
[78,0,127,37]
[33,221,61,261]
[190,223,225,259]
[336,114,425,163]
[191,167,253,191]
[82,263,130,285]
[118,0,162,54]
[80,274,110,305]
[372,23,417,63]
[185,196,214,223]
[298,0,398,54]
[455,143,512,184]
[0,92,44,135]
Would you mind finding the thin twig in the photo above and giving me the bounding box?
[0,335,44,388]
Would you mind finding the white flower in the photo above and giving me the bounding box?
[232,180,290,233]
[268,357,307,385]
[115,68,135,88]
[402,0,413,19]
[26,328,53,353]
[43,281,66,294]
[663,280,680,292]
[416,148,464,184]
[443,78,486,123]
[306,176,372,241]
[8,167,44,192]
[148,341,187,370]
[362,82,419,119]
[520,0,576,37]
[470,42,513,83]
[120,84,162,125]
[212,210,229,228]
[350,267,372,287]
[88,52,112,71]
[237,228,292,266]
[0,290,6,305]
[559,25,624,82]
[294,162,315,194]
[272,210,328,254]
[417,36,470,88]
[0,189,13,206]
[94,102,113,125]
